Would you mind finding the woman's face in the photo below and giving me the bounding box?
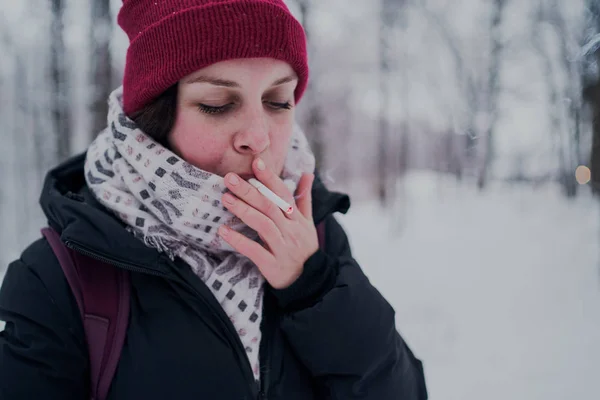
[169,58,298,180]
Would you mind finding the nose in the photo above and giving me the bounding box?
[233,107,270,155]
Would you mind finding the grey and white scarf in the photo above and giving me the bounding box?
[84,87,315,379]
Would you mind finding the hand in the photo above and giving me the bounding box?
[218,158,318,289]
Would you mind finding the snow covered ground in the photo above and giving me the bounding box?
[337,172,600,400]
[1,171,598,399]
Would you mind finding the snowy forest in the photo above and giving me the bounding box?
[1,0,600,398]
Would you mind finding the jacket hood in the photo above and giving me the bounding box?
[39,152,350,273]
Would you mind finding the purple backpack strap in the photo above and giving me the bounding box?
[317,220,326,251]
[41,227,130,400]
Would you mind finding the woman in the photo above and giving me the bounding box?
[0,1,427,399]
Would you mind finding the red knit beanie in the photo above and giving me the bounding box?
[117,0,309,116]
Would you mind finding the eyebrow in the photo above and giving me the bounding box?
[185,74,297,88]
[271,75,297,86]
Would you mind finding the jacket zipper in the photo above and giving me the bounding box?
[65,240,260,399]
[167,260,259,397]
[258,291,275,399]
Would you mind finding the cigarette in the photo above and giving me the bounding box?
[248,178,294,214]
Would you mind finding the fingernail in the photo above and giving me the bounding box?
[256,158,266,171]
[228,174,240,185]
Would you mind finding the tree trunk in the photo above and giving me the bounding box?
[587,0,600,195]
[377,50,390,206]
[377,0,403,206]
[553,0,580,197]
[50,0,71,161]
[90,0,113,139]
[417,3,480,180]
[584,81,600,195]
[531,0,580,197]
[14,53,33,246]
[592,109,600,195]
[296,0,325,171]
[477,0,506,190]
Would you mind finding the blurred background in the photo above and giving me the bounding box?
[1,0,599,398]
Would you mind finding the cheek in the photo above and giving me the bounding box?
[169,110,227,171]
[270,118,294,171]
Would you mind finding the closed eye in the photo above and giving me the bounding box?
[266,101,293,110]
[197,103,233,115]
[197,101,292,115]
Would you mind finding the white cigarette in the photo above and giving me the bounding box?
[248,178,294,214]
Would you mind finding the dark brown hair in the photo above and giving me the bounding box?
[129,84,179,148]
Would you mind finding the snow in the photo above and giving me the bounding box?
[337,171,600,400]
[1,171,598,398]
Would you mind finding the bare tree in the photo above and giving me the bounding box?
[585,81,600,194]
[477,0,507,189]
[295,0,325,172]
[50,0,71,161]
[377,0,405,206]
[0,14,13,266]
[534,0,587,197]
[14,53,33,244]
[90,0,113,138]
[1,1,55,269]
[412,0,506,189]
[582,0,600,196]
[412,1,484,180]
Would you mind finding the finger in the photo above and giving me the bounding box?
[218,225,275,270]
[219,224,286,287]
[221,192,286,249]
[252,158,295,206]
[224,173,288,225]
[295,173,314,219]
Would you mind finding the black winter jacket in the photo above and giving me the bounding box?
[0,154,427,399]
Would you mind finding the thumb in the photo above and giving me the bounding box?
[295,173,314,219]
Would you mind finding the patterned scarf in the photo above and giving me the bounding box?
[84,87,315,379]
